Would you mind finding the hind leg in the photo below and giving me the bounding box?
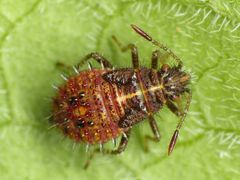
[76,52,113,70]
[83,151,95,170]
[103,129,131,155]
[144,115,161,152]
[55,52,113,75]
[83,129,131,169]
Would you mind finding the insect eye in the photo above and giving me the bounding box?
[68,96,78,106]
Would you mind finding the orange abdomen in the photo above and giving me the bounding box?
[53,69,125,144]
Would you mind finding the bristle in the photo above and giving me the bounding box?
[44,114,53,121]
[51,84,58,90]
[72,142,77,151]
[60,74,68,81]
[85,144,90,153]
[88,62,93,70]
[48,123,58,130]
[122,132,128,140]
[99,143,103,153]
[73,66,79,74]
[100,61,105,69]
[112,138,117,147]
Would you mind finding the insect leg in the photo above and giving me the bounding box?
[94,129,131,155]
[112,36,139,69]
[110,129,131,154]
[83,151,95,169]
[54,62,76,76]
[76,52,113,70]
[166,101,183,117]
[151,49,171,70]
[144,115,161,152]
[83,130,130,169]
[83,129,130,169]
[131,24,183,68]
[151,50,159,70]
[168,90,192,155]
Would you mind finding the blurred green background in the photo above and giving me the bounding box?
[0,0,240,179]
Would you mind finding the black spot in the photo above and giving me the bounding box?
[76,119,85,128]
[87,121,94,126]
[69,96,78,106]
[63,126,69,134]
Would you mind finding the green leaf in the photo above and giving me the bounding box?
[0,0,239,179]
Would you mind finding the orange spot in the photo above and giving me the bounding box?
[73,106,87,116]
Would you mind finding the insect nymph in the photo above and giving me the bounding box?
[52,25,192,164]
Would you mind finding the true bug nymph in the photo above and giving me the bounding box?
[52,25,192,166]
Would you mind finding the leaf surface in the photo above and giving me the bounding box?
[0,0,239,179]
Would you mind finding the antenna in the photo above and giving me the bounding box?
[131,24,183,67]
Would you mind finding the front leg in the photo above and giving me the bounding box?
[83,129,131,169]
[166,100,184,117]
[151,50,159,70]
[112,36,139,69]
[151,49,171,70]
